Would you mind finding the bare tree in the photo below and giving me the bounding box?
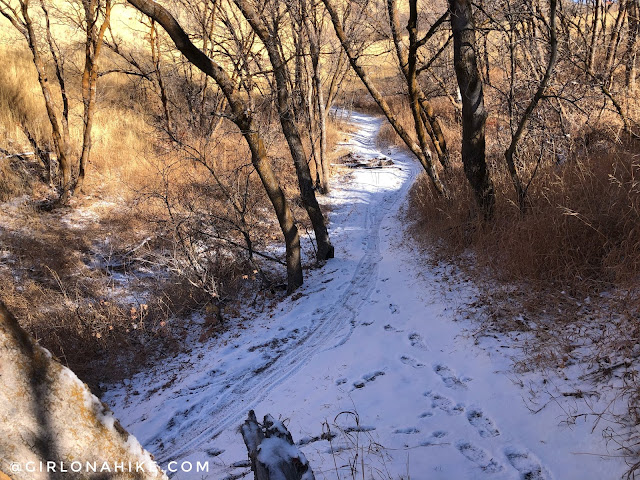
[587,0,602,76]
[77,0,112,191]
[127,0,305,292]
[0,0,73,199]
[300,0,330,193]
[386,0,451,171]
[0,0,111,201]
[448,0,495,218]
[322,0,448,196]
[504,0,558,212]
[625,0,640,90]
[231,0,335,262]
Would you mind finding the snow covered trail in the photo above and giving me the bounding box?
[104,111,627,479]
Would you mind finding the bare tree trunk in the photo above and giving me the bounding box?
[293,31,307,123]
[12,0,73,201]
[77,0,112,192]
[625,0,640,90]
[303,0,330,193]
[150,21,174,137]
[387,0,451,170]
[303,54,323,190]
[325,49,347,111]
[127,0,304,292]
[233,0,334,262]
[604,0,627,86]
[587,0,601,75]
[503,0,558,213]
[406,1,438,174]
[39,0,73,195]
[448,0,495,219]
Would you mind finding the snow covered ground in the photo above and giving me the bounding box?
[103,111,628,479]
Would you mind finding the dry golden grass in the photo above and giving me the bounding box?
[410,133,640,292]
[0,49,50,151]
[0,42,156,199]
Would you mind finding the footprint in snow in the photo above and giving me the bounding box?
[466,408,500,438]
[394,427,420,434]
[389,303,399,314]
[504,447,549,480]
[353,370,385,389]
[424,391,465,416]
[409,332,428,350]
[206,448,224,457]
[433,363,468,389]
[456,442,503,474]
[420,430,448,446]
[343,425,376,433]
[384,324,402,333]
[326,444,350,455]
[363,370,385,382]
[401,355,425,368]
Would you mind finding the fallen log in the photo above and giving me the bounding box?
[240,411,315,480]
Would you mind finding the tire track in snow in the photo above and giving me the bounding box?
[157,112,421,465]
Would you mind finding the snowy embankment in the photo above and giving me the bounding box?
[103,110,627,479]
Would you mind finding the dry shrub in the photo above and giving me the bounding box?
[0,271,203,392]
[0,158,41,201]
[0,201,211,391]
[411,133,640,293]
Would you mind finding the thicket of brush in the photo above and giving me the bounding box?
[411,131,640,292]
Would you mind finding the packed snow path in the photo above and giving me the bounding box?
[104,111,626,479]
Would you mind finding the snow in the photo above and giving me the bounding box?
[103,110,628,479]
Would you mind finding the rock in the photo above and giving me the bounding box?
[0,300,167,479]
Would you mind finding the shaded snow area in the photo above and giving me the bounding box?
[103,111,627,479]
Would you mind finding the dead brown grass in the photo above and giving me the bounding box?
[0,196,214,387]
[0,49,50,150]
[0,157,41,201]
[410,134,640,292]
